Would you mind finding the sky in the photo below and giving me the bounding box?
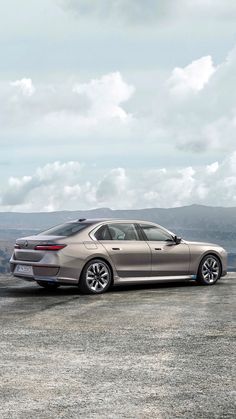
[0,0,236,211]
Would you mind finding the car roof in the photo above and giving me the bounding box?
[68,218,159,226]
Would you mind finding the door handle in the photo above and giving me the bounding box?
[112,247,121,251]
[154,248,162,251]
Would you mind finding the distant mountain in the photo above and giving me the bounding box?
[0,204,236,250]
[1,204,236,232]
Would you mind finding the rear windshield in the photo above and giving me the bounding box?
[38,222,88,237]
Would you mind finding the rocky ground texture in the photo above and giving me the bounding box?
[0,275,235,418]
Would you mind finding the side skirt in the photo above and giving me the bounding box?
[114,275,197,285]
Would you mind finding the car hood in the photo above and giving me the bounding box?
[184,240,224,249]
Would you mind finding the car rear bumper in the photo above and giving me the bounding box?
[12,272,79,285]
[10,259,80,285]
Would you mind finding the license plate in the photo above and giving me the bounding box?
[15,264,33,276]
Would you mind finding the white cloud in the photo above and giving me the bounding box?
[168,56,216,96]
[1,47,236,212]
[1,46,236,156]
[95,168,134,208]
[206,162,219,174]
[1,72,134,138]
[161,47,236,152]
[1,162,82,208]
[62,0,236,24]
[73,72,135,120]
[10,78,35,96]
[1,153,236,211]
[62,0,164,24]
[0,46,235,168]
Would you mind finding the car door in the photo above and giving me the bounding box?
[94,223,151,278]
[139,224,190,276]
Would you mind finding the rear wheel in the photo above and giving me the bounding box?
[37,281,60,290]
[79,259,112,294]
[197,255,221,285]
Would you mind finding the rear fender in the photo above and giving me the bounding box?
[80,254,117,285]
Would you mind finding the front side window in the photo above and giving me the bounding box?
[140,224,173,242]
[95,223,139,241]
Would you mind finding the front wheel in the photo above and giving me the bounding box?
[197,255,221,285]
[37,281,60,290]
[79,259,112,294]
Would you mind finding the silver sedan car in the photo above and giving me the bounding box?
[10,219,227,294]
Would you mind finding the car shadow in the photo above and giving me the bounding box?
[1,279,199,299]
[112,280,198,293]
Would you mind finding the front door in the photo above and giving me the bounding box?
[139,224,190,276]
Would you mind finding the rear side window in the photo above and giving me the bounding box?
[94,225,112,240]
[95,223,139,241]
[38,222,88,237]
[140,224,173,241]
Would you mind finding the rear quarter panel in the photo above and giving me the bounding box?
[58,240,117,283]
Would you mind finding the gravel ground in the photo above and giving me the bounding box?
[0,274,235,419]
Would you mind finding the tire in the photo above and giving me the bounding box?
[79,259,112,294]
[196,255,221,285]
[37,281,60,290]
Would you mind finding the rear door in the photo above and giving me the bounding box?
[95,223,151,278]
[139,224,190,276]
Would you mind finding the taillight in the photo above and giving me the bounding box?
[14,244,20,249]
[34,244,67,251]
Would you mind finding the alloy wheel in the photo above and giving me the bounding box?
[85,262,110,292]
[201,257,220,284]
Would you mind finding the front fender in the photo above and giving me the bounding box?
[189,248,227,276]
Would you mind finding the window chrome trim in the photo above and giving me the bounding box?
[89,220,178,242]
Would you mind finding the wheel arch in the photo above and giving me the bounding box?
[197,252,222,277]
[79,256,114,286]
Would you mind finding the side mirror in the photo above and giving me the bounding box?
[174,235,182,244]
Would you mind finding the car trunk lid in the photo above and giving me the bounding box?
[14,235,66,262]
